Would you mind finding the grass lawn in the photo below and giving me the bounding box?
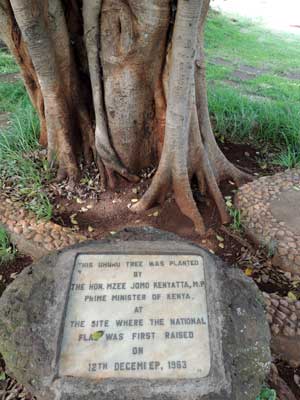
[0,49,53,220]
[205,10,300,167]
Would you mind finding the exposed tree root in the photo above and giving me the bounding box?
[133,0,251,235]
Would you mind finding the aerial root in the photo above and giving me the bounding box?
[173,176,206,234]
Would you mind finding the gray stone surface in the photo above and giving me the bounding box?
[235,169,300,274]
[0,228,271,400]
[270,189,300,236]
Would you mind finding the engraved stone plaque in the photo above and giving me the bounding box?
[59,254,210,380]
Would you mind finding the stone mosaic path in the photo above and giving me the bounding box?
[264,292,300,368]
[0,194,86,260]
[235,169,300,274]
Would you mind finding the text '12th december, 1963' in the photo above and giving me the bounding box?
[59,254,211,380]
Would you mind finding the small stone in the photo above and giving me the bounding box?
[278,305,290,316]
[264,298,271,307]
[283,326,296,337]
[53,240,62,248]
[270,293,280,300]
[33,234,43,243]
[286,320,296,330]
[271,299,279,308]
[267,307,275,315]
[271,325,280,335]
[290,313,298,322]
[295,256,300,266]
[13,226,23,235]
[278,247,288,256]
[275,230,285,238]
[51,231,61,240]
[274,316,284,326]
[24,232,35,240]
[276,311,287,321]
[295,301,300,310]
[279,299,289,308]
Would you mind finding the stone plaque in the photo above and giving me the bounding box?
[59,254,210,380]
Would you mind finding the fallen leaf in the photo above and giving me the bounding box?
[153,211,159,217]
[245,268,253,277]
[88,226,94,233]
[10,272,18,280]
[76,198,84,204]
[132,188,138,194]
[288,291,297,301]
[226,200,233,207]
[110,231,116,235]
[131,198,138,203]
[218,243,225,249]
[216,235,224,242]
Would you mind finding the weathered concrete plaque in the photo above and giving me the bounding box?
[59,254,210,380]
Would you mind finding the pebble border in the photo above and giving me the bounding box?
[0,195,86,260]
[264,292,300,367]
[235,169,300,274]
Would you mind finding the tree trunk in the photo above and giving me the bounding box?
[0,0,251,234]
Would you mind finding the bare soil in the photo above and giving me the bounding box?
[0,255,32,297]
[1,140,299,398]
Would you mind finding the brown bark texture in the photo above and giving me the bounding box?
[0,0,251,234]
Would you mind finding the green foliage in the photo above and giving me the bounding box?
[0,227,16,265]
[205,11,300,168]
[256,387,277,400]
[0,49,19,74]
[229,207,243,232]
[0,60,53,220]
[205,11,300,71]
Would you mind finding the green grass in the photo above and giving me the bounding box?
[256,386,276,400]
[205,11,300,167]
[0,227,16,265]
[0,51,53,220]
[205,12,300,72]
[0,49,19,74]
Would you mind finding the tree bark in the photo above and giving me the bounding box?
[1,0,252,234]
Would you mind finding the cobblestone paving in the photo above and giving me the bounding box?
[235,169,300,274]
